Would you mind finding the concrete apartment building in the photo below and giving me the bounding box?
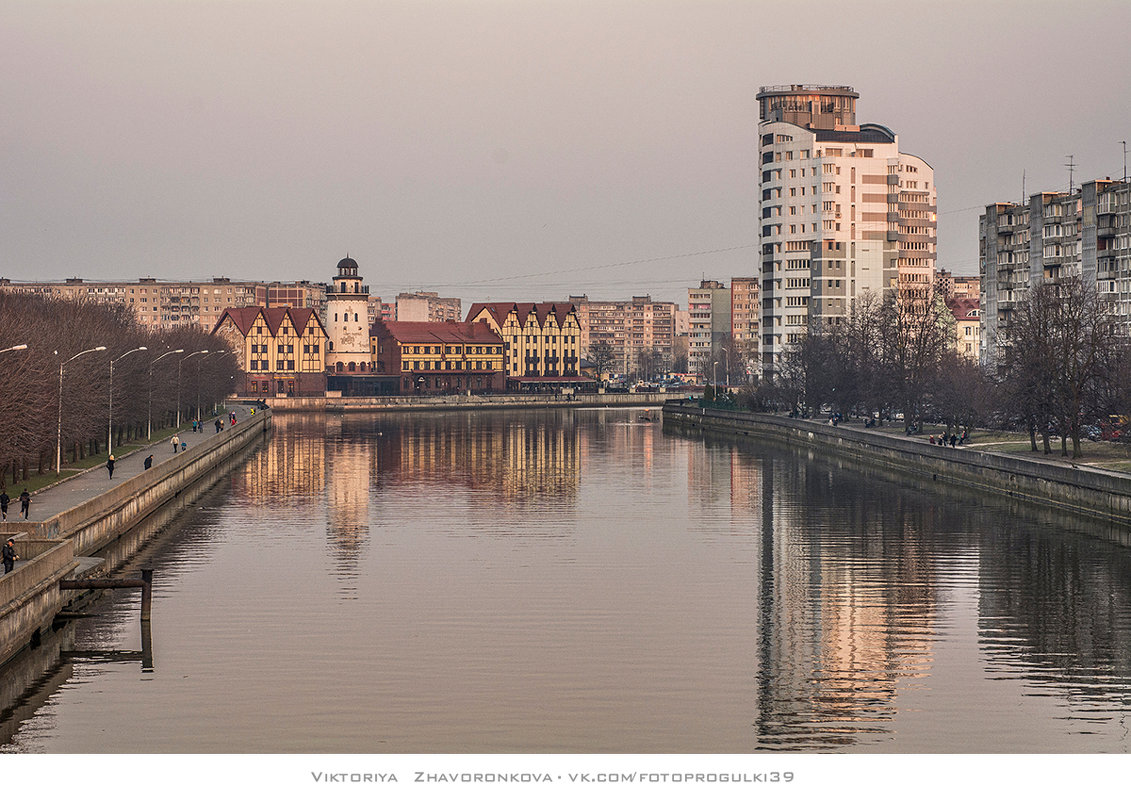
[936,269,980,300]
[687,280,732,379]
[730,277,759,379]
[980,178,1131,365]
[0,276,326,332]
[568,294,678,377]
[756,85,936,373]
[395,291,462,323]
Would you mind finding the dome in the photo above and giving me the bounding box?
[336,256,359,273]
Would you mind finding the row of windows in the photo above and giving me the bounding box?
[402,361,498,371]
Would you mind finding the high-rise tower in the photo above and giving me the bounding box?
[325,256,371,374]
[756,85,936,374]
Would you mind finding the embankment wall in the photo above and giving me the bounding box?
[664,403,1131,528]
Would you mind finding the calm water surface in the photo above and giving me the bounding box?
[3,408,1130,753]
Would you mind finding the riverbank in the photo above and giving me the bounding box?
[0,406,271,668]
[663,401,1131,535]
[262,390,675,412]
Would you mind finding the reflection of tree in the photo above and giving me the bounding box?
[977,522,1131,699]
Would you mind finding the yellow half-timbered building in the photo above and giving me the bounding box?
[212,306,328,396]
[465,302,589,391]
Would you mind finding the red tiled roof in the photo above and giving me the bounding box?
[212,306,324,336]
[465,301,576,327]
[373,320,503,345]
[946,297,980,321]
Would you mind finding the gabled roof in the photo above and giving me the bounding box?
[373,320,503,345]
[465,301,576,328]
[211,306,325,337]
[946,297,980,321]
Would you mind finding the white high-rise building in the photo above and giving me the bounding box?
[756,85,936,373]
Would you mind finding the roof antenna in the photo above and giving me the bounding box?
[1122,140,1128,183]
[1022,169,1026,205]
[1065,155,1075,194]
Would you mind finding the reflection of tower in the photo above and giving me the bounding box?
[325,256,371,374]
[325,416,370,550]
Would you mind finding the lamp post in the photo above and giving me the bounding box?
[196,350,225,421]
[721,346,729,388]
[56,345,107,473]
[176,350,208,427]
[108,347,147,455]
[148,348,184,441]
[0,344,28,355]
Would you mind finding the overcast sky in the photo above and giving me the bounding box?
[3,0,1129,304]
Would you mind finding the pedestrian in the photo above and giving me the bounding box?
[929,435,935,445]
[192,419,198,433]
[144,454,153,470]
[172,434,180,453]
[950,434,957,448]
[215,418,222,433]
[106,453,115,478]
[19,488,30,520]
[0,490,8,521]
[181,441,187,452]
[2,537,18,574]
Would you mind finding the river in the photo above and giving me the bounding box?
[2,408,1130,753]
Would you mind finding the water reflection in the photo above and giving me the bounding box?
[1,410,1129,752]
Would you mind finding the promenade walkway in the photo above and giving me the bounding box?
[12,406,256,523]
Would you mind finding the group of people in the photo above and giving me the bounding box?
[0,489,31,521]
[929,431,967,447]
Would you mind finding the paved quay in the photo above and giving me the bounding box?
[16,406,256,523]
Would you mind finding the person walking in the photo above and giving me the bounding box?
[106,453,116,478]
[0,490,9,521]
[144,454,153,470]
[171,434,180,453]
[2,538,18,574]
[19,489,30,520]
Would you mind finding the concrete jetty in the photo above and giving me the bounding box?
[0,406,271,668]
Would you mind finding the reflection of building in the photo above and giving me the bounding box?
[374,411,581,504]
[467,302,592,391]
[212,306,328,396]
[371,320,506,394]
[231,413,328,504]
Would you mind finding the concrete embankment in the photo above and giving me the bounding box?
[664,401,1131,532]
[0,408,271,668]
[264,391,674,413]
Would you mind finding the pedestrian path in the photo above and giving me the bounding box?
[15,406,255,522]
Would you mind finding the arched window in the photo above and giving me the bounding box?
[354,313,359,322]
[336,361,344,372]
[348,361,356,372]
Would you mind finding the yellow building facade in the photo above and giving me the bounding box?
[465,302,583,381]
[212,306,328,396]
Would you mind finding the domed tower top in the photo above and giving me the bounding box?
[329,255,366,297]
[336,256,360,278]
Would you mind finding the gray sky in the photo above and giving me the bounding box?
[3,0,1129,304]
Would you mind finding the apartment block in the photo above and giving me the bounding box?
[687,280,732,379]
[569,294,678,376]
[395,291,462,322]
[730,277,759,378]
[0,276,326,332]
[757,85,936,373]
[980,178,1131,364]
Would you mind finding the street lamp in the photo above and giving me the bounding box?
[148,348,184,441]
[0,344,28,355]
[56,345,107,473]
[720,346,729,388]
[108,347,147,455]
[196,350,226,421]
[176,350,208,427]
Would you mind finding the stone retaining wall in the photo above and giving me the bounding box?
[664,402,1131,527]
